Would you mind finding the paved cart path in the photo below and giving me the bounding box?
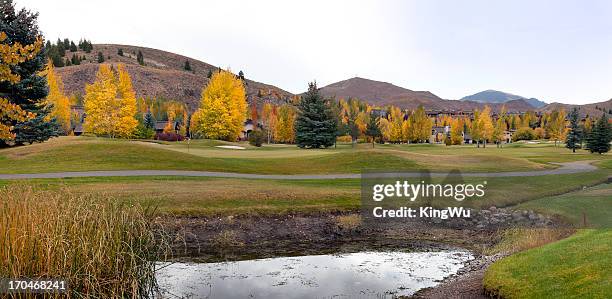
[0,161,598,180]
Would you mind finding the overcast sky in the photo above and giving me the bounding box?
[19,0,612,104]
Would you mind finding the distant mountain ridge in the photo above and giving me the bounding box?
[318,77,534,112]
[461,90,547,108]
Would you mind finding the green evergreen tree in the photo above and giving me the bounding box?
[585,114,612,154]
[0,0,59,145]
[69,40,77,52]
[13,106,60,145]
[117,48,123,56]
[565,108,582,152]
[144,111,155,129]
[63,38,70,49]
[71,53,80,65]
[97,51,104,63]
[137,50,144,65]
[65,57,71,66]
[366,114,382,148]
[56,38,65,56]
[184,60,191,71]
[207,69,213,79]
[295,82,337,148]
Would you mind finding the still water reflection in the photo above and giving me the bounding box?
[156,250,473,299]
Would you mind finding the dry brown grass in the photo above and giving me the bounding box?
[212,230,244,248]
[335,214,362,230]
[0,185,163,298]
[486,228,575,255]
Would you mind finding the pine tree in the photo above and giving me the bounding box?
[585,114,612,154]
[565,108,582,152]
[71,53,80,65]
[136,50,144,65]
[69,41,77,52]
[144,110,155,129]
[63,38,69,49]
[97,51,104,63]
[365,114,382,148]
[207,69,213,79]
[295,82,337,148]
[190,70,247,140]
[117,48,123,56]
[13,105,60,144]
[0,0,59,145]
[64,58,71,66]
[184,60,191,71]
[56,38,65,56]
[238,70,245,80]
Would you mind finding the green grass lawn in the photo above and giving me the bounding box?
[5,170,608,216]
[1,136,609,174]
[517,183,612,228]
[484,229,611,299]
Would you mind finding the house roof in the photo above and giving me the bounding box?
[155,121,178,130]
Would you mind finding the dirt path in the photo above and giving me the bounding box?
[0,161,597,180]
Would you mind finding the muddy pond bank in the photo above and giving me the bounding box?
[155,211,506,262]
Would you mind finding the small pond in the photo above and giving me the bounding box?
[156,250,473,298]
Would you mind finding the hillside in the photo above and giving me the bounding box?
[461,90,547,108]
[319,77,534,112]
[55,44,293,110]
[538,99,612,118]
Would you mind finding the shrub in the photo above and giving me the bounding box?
[0,185,163,297]
[155,132,185,141]
[513,127,536,141]
[248,130,265,147]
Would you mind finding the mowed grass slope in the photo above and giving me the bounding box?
[484,229,611,299]
[518,183,612,228]
[2,136,609,174]
[9,170,608,216]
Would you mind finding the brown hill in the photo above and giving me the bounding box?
[56,44,293,110]
[538,99,612,118]
[319,77,534,112]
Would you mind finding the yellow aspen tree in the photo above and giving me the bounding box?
[546,109,566,146]
[164,104,177,133]
[44,61,71,134]
[378,117,391,142]
[115,64,138,138]
[274,104,296,143]
[84,64,137,138]
[84,64,118,137]
[493,117,506,147]
[450,118,464,145]
[471,109,483,147]
[262,102,277,143]
[192,70,246,140]
[478,106,494,147]
[408,105,431,143]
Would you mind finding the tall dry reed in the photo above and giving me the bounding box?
[0,185,162,298]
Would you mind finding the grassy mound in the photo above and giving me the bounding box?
[483,229,612,298]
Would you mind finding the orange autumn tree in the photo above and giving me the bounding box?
[0,32,41,141]
[44,61,71,134]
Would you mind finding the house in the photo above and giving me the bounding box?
[239,119,256,140]
[430,126,450,143]
[155,121,180,134]
[463,132,473,144]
